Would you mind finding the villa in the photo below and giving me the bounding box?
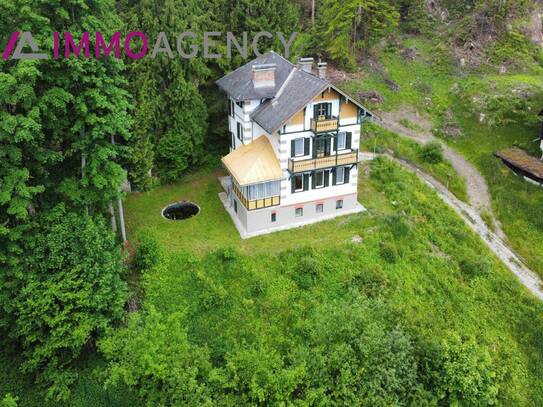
[216,51,376,238]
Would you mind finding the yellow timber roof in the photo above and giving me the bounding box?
[221,136,282,186]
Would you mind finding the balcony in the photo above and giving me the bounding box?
[310,116,338,133]
[288,149,359,173]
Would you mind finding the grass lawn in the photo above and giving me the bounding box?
[121,159,543,405]
[124,169,375,256]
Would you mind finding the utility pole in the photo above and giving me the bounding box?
[311,0,315,26]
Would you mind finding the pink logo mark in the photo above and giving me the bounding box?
[2,32,20,60]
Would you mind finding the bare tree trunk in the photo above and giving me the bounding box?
[111,134,127,242]
[117,198,126,242]
[108,202,117,233]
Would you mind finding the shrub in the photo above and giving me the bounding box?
[425,335,500,406]
[133,231,161,271]
[419,141,444,164]
[380,240,400,263]
[1,394,18,407]
[459,256,493,278]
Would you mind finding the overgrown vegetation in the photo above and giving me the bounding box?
[2,0,543,404]
[102,159,543,405]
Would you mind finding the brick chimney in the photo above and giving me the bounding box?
[299,57,314,73]
[317,61,327,79]
[252,64,276,88]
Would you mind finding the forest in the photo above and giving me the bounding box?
[1,0,543,405]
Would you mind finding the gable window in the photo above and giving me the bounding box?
[237,122,243,141]
[236,100,244,108]
[295,207,303,217]
[337,132,346,150]
[314,102,332,120]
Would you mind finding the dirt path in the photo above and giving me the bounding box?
[378,110,506,239]
[360,151,543,300]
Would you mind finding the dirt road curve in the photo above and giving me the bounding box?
[360,151,543,300]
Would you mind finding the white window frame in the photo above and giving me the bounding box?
[295,207,304,217]
[336,166,345,185]
[294,138,305,157]
[294,175,304,192]
[337,132,346,150]
[314,170,325,188]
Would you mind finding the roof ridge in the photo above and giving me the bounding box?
[274,66,296,100]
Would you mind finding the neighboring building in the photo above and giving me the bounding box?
[216,51,376,238]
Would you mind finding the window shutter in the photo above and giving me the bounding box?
[291,177,296,193]
[303,174,310,191]
[333,135,337,151]
[291,140,296,157]
[304,138,310,156]
[346,132,352,149]
[344,167,350,184]
[311,172,316,189]
[313,104,319,119]
[332,168,337,185]
[324,170,329,187]
[327,103,332,117]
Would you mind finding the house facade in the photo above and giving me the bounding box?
[217,52,375,237]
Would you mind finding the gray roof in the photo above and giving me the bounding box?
[250,69,328,134]
[216,51,294,101]
[216,51,376,134]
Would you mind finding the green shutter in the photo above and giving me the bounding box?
[324,170,329,187]
[311,172,316,189]
[291,177,296,193]
[291,140,295,157]
[332,168,337,185]
[303,173,310,191]
[304,138,310,155]
[346,132,352,149]
[313,104,319,119]
[344,167,350,184]
[333,135,337,151]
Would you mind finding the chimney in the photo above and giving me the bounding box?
[252,64,276,88]
[317,61,327,79]
[299,57,314,73]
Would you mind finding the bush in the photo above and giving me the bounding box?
[459,256,493,278]
[419,141,444,164]
[1,394,18,407]
[425,335,500,406]
[133,231,161,271]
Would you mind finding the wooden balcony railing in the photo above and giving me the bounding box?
[288,149,359,173]
[232,183,280,211]
[310,116,339,133]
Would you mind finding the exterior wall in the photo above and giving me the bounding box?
[224,88,366,236]
[239,192,359,234]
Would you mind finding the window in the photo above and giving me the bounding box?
[336,199,343,209]
[294,138,304,156]
[337,132,346,150]
[229,100,235,118]
[236,100,244,108]
[314,102,332,119]
[314,170,324,188]
[237,122,243,141]
[234,199,238,213]
[271,212,277,222]
[295,207,303,217]
[230,132,235,148]
[316,203,324,213]
[294,175,303,192]
[244,180,280,200]
[336,167,345,185]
